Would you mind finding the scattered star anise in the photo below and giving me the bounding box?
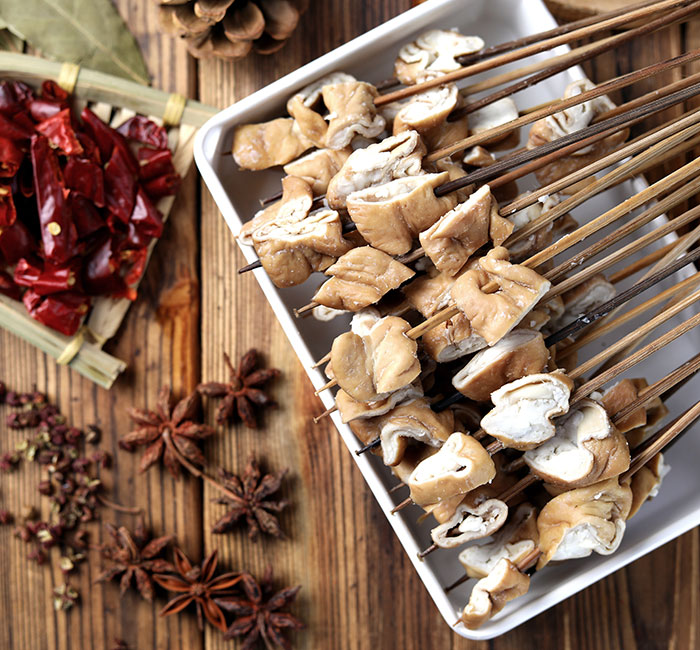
[217,566,304,650]
[120,386,215,478]
[154,548,242,632]
[198,350,280,428]
[96,519,174,601]
[212,456,288,541]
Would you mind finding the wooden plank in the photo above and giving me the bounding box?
[0,1,203,649]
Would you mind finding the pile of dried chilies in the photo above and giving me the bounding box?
[0,79,181,336]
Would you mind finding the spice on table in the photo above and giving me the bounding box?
[154,548,243,632]
[216,566,304,650]
[197,350,280,428]
[97,519,174,601]
[120,386,215,478]
[53,582,80,611]
[212,456,289,541]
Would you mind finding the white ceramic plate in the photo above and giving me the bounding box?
[194,0,700,639]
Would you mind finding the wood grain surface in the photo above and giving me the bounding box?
[1,1,699,649]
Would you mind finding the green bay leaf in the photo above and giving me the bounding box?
[0,0,149,84]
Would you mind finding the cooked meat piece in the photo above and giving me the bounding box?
[452,329,549,402]
[459,503,539,579]
[330,314,421,402]
[548,273,616,332]
[460,558,530,630]
[430,494,508,548]
[239,175,314,245]
[395,30,484,85]
[462,145,519,202]
[408,432,495,507]
[467,97,519,145]
[283,147,352,194]
[506,198,553,263]
[232,117,314,171]
[419,184,514,276]
[627,391,669,449]
[601,378,648,433]
[536,477,633,568]
[626,453,669,519]
[423,115,469,151]
[393,83,459,135]
[253,208,353,287]
[285,72,356,148]
[481,371,574,450]
[313,246,415,311]
[326,130,426,209]
[403,270,487,362]
[528,79,628,185]
[335,380,424,423]
[390,445,438,486]
[321,81,386,149]
[348,398,454,466]
[311,304,348,321]
[524,399,631,488]
[450,400,484,433]
[450,247,551,345]
[347,172,457,255]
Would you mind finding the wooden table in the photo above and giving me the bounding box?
[1,1,699,648]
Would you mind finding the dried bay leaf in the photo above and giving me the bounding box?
[0,0,149,84]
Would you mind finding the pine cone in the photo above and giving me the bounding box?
[157,0,308,60]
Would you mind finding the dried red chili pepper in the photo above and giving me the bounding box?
[23,289,90,336]
[64,158,105,207]
[105,146,136,227]
[82,237,126,296]
[0,269,20,299]
[0,220,34,264]
[31,135,78,264]
[121,247,148,286]
[15,258,80,296]
[76,132,101,165]
[81,109,138,175]
[0,186,16,227]
[143,174,180,200]
[128,189,163,242]
[69,194,105,240]
[0,112,33,141]
[117,116,168,150]
[137,148,175,181]
[0,137,24,177]
[36,109,83,157]
[40,81,68,105]
[0,82,19,115]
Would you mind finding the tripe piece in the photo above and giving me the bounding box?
[536,477,633,568]
[459,503,539,579]
[330,313,421,403]
[450,247,551,346]
[452,329,549,402]
[322,81,386,149]
[312,246,415,311]
[326,130,426,209]
[232,117,314,170]
[408,432,495,507]
[393,83,459,135]
[460,558,530,630]
[524,399,631,488]
[480,371,574,450]
[395,29,485,85]
[419,184,514,276]
[283,147,352,195]
[626,453,670,519]
[347,172,458,255]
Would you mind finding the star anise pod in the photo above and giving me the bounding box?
[212,456,288,541]
[153,548,242,632]
[96,519,174,601]
[216,566,304,650]
[120,386,215,478]
[198,350,280,427]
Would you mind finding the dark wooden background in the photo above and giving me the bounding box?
[1,0,699,648]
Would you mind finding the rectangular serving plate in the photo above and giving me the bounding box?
[194,0,700,639]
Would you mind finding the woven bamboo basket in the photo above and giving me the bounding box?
[0,52,217,389]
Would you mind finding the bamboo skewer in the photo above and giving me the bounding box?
[608,241,681,285]
[375,0,695,106]
[426,47,700,164]
[542,202,700,301]
[559,272,700,359]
